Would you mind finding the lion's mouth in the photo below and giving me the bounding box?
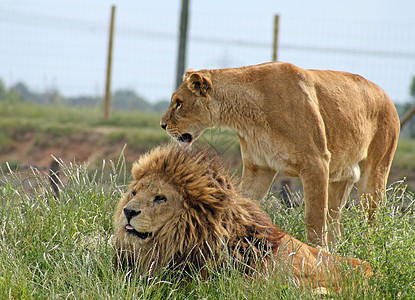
[178,133,192,143]
[125,224,152,240]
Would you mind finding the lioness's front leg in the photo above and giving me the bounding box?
[238,135,277,200]
[240,159,277,200]
[300,160,330,248]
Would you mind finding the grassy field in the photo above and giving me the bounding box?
[0,102,414,298]
[0,154,414,299]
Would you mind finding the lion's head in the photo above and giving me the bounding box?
[113,144,284,273]
[160,69,219,144]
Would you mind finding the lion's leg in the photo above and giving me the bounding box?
[300,160,330,248]
[278,234,373,289]
[240,159,277,200]
[327,180,354,246]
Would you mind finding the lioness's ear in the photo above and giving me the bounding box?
[185,68,196,75]
[187,73,213,97]
[182,68,196,81]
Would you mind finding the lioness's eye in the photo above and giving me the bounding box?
[131,190,136,197]
[175,100,182,109]
[154,195,167,203]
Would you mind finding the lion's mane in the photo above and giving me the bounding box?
[114,144,284,272]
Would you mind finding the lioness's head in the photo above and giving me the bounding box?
[160,69,218,144]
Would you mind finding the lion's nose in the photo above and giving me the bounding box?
[161,123,167,130]
[124,207,141,222]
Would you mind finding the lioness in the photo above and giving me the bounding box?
[160,62,400,247]
[114,144,372,291]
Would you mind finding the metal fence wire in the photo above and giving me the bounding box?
[0,5,414,104]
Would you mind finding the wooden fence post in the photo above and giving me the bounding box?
[272,14,280,62]
[104,5,116,121]
[175,0,190,90]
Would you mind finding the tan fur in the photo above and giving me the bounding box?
[113,144,372,290]
[160,62,400,247]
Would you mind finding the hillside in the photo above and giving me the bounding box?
[0,103,163,170]
[0,102,414,190]
[0,102,241,174]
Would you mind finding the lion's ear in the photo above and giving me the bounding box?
[187,73,213,97]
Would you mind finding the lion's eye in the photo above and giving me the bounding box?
[154,195,167,204]
[131,190,136,197]
[175,100,182,110]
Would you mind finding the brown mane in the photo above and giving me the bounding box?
[115,144,284,272]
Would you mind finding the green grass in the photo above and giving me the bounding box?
[0,102,238,161]
[0,102,414,298]
[0,102,163,129]
[391,139,415,183]
[0,102,164,136]
[0,102,170,160]
[1,156,414,299]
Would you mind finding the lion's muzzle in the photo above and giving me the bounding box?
[123,207,141,223]
[125,225,152,240]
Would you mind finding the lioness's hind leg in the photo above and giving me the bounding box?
[357,138,398,221]
[357,161,389,222]
[327,180,354,246]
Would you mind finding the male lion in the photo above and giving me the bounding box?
[160,62,400,247]
[113,144,372,291]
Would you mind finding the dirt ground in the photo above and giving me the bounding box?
[1,131,144,171]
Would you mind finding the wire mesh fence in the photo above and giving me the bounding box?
[0,4,414,104]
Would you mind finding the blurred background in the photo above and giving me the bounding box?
[1,0,415,192]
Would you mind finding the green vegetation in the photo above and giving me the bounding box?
[0,102,242,170]
[393,139,415,170]
[0,102,162,129]
[0,102,168,154]
[390,139,415,189]
[2,101,414,188]
[0,156,414,299]
[0,89,414,298]
[0,79,169,112]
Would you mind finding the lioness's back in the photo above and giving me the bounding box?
[232,62,400,158]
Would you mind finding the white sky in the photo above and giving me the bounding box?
[0,0,414,103]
